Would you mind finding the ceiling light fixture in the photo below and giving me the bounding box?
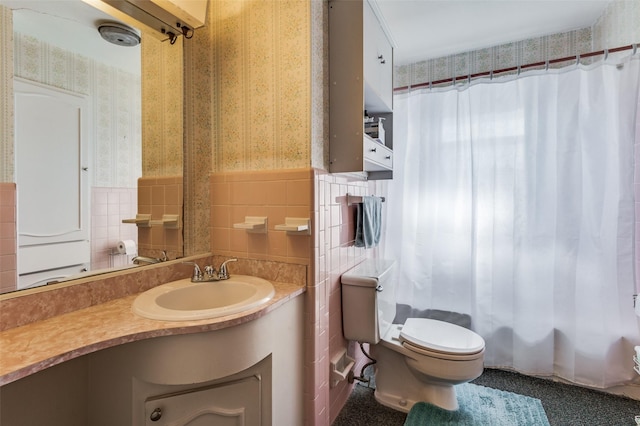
[97,22,141,47]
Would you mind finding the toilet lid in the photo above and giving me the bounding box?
[399,318,485,355]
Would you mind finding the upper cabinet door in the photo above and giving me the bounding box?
[363,0,393,112]
[363,1,380,90]
[375,15,393,110]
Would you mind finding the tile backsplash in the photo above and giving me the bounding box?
[137,176,183,261]
[90,187,138,271]
[210,169,313,265]
[314,171,385,424]
[0,183,16,293]
[207,167,382,424]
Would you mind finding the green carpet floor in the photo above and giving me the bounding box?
[333,368,640,425]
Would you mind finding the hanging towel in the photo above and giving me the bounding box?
[355,196,382,248]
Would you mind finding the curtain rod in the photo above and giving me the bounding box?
[394,43,639,92]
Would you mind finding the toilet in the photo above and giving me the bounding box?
[341,259,485,412]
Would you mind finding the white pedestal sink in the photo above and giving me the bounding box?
[133,275,275,321]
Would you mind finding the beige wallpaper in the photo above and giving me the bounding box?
[394,28,594,89]
[141,36,183,178]
[208,0,310,172]
[0,6,13,183]
[184,0,313,255]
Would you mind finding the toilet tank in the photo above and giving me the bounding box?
[341,259,397,344]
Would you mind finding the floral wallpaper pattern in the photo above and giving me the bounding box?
[0,6,13,183]
[395,28,593,89]
[141,36,183,178]
[12,32,141,189]
[183,0,312,256]
[210,0,310,172]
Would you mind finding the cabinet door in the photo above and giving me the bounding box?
[144,376,262,426]
[376,22,393,110]
[363,1,380,92]
[15,79,89,247]
[363,1,393,112]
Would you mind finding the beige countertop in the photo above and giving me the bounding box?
[0,280,305,387]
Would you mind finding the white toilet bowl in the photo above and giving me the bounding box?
[341,259,485,412]
[371,318,485,412]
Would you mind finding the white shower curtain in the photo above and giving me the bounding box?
[384,55,640,389]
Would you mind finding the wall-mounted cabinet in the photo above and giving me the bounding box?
[329,0,394,180]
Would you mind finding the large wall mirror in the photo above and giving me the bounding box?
[1,0,186,294]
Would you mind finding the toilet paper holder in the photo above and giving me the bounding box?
[116,239,137,255]
[330,349,355,388]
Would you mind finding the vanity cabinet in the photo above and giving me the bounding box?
[0,293,304,426]
[143,370,263,425]
[329,0,394,180]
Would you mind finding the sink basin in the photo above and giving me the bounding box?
[132,275,276,321]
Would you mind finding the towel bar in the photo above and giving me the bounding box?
[346,193,385,206]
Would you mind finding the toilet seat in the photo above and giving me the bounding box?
[402,340,484,361]
[399,318,485,357]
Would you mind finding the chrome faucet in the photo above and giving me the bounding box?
[132,250,168,265]
[132,256,161,265]
[218,258,238,280]
[183,258,238,282]
[182,261,203,281]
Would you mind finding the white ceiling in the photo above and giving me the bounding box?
[3,0,612,69]
[372,0,612,65]
[1,0,140,74]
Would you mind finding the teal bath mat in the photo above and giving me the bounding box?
[404,383,550,426]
